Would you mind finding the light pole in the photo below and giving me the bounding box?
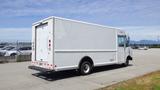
[157,35,160,45]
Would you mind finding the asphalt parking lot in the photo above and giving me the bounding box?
[0,49,160,90]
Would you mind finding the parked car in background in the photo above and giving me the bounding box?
[0,46,31,56]
[138,46,148,50]
[17,47,32,55]
[0,45,6,50]
[0,43,9,50]
[0,46,16,56]
[131,46,139,49]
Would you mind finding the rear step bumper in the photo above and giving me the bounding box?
[28,66,53,72]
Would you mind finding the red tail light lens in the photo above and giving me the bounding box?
[48,40,51,50]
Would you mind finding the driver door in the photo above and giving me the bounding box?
[118,35,126,64]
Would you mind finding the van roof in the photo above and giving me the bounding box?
[32,16,123,32]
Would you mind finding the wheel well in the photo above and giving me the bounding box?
[79,56,94,68]
[127,55,132,60]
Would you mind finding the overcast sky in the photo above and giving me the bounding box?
[0,0,160,41]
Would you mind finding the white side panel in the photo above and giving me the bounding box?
[54,52,116,70]
[54,18,117,50]
[54,18,117,70]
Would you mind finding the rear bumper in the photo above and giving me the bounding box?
[28,65,54,72]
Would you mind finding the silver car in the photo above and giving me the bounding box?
[0,46,31,56]
[0,46,15,56]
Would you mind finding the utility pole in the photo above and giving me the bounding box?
[157,35,160,44]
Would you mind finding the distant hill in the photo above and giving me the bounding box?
[130,40,160,45]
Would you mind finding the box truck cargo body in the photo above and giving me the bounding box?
[29,16,132,75]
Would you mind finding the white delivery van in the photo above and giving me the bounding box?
[29,16,132,75]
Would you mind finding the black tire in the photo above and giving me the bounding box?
[79,61,92,75]
[122,59,129,67]
[10,53,17,56]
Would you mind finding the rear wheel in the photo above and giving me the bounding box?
[122,59,129,66]
[79,61,92,75]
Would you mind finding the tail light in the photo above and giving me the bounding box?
[48,40,51,51]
